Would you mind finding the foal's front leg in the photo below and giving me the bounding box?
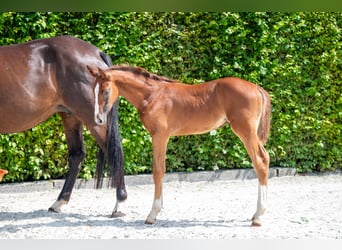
[145,134,169,224]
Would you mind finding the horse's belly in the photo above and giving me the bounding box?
[0,107,56,133]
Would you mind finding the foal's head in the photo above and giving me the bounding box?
[87,66,118,125]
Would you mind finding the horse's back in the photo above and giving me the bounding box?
[0,35,98,51]
[0,36,101,66]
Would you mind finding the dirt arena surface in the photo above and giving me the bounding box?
[0,171,341,239]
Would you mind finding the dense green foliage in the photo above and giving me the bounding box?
[0,12,340,182]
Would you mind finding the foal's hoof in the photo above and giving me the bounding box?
[251,219,262,227]
[144,215,156,224]
[110,211,126,218]
[144,219,155,225]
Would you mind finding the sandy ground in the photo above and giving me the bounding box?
[0,173,341,239]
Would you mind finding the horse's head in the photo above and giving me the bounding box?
[87,66,119,125]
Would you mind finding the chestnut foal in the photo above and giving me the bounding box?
[88,65,271,226]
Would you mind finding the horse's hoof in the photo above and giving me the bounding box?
[49,200,67,213]
[48,207,61,213]
[110,211,126,218]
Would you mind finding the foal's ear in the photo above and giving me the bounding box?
[97,67,110,80]
[86,65,99,77]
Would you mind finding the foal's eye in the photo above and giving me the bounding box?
[103,89,110,101]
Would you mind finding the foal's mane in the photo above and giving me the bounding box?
[109,65,176,83]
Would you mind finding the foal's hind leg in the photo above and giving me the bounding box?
[244,138,269,226]
[231,123,269,226]
[250,143,269,226]
[49,114,86,213]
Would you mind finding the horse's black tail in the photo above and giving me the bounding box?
[95,52,127,202]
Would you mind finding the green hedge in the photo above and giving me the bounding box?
[0,12,340,182]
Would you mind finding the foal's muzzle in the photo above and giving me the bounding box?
[95,112,107,126]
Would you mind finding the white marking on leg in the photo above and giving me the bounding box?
[94,83,100,122]
[111,200,126,218]
[49,200,68,213]
[257,184,267,215]
[145,197,163,224]
[252,184,267,226]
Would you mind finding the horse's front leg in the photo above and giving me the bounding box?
[145,134,169,224]
[49,114,85,213]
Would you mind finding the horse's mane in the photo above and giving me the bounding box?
[109,65,176,83]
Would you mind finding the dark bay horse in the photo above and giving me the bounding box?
[0,36,127,216]
[88,65,271,226]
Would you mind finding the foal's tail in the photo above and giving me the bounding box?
[95,52,127,202]
[257,87,271,145]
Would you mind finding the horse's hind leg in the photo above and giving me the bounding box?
[230,122,269,226]
[49,113,85,213]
